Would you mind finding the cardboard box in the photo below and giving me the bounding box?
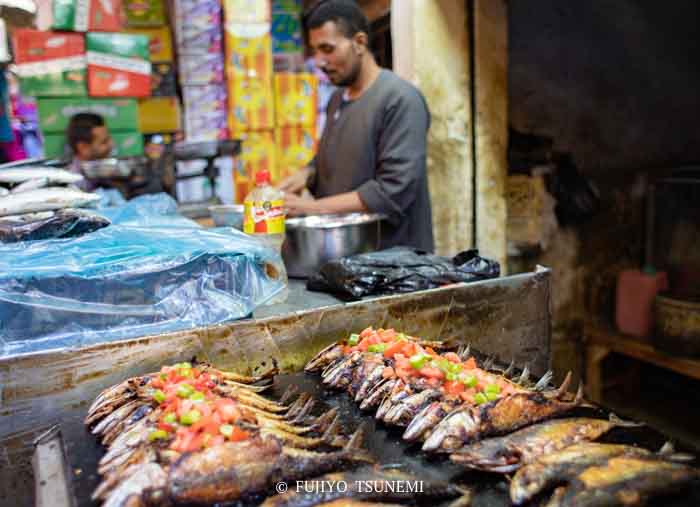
[12,30,87,96]
[275,126,316,180]
[227,77,275,134]
[124,0,166,27]
[233,130,277,183]
[223,0,270,23]
[86,32,151,97]
[272,0,301,14]
[126,27,173,61]
[138,97,181,133]
[274,73,318,128]
[177,27,223,55]
[273,52,304,73]
[225,23,273,82]
[175,0,221,36]
[150,62,177,96]
[43,130,144,157]
[52,0,123,32]
[271,12,302,54]
[184,111,229,142]
[38,97,139,132]
[178,53,224,85]
[182,85,227,114]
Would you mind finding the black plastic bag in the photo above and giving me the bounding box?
[307,247,500,299]
[0,208,110,243]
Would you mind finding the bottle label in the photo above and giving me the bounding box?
[243,199,285,234]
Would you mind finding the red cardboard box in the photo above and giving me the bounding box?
[86,32,151,97]
[12,29,85,64]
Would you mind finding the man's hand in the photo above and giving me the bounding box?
[277,167,310,195]
[284,193,319,216]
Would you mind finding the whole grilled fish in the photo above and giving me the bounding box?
[450,414,642,473]
[423,374,584,452]
[0,167,83,185]
[510,442,693,505]
[166,437,374,504]
[260,467,468,507]
[0,187,100,217]
[544,455,700,507]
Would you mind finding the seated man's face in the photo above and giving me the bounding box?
[79,126,114,160]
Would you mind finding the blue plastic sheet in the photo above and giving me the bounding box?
[0,194,285,357]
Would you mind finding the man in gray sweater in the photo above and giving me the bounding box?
[279,0,434,252]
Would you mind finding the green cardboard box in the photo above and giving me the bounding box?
[38,98,139,133]
[43,130,144,158]
[124,0,166,27]
[17,66,87,97]
[86,32,150,60]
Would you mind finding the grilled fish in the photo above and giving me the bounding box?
[510,442,692,505]
[166,437,374,504]
[260,467,467,507]
[450,414,642,473]
[544,455,700,507]
[423,374,584,452]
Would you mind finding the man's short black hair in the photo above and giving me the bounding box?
[306,0,370,41]
[66,113,104,151]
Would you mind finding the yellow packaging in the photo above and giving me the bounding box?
[233,130,277,202]
[275,126,317,181]
[274,73,318,128]
[127,27,173,61]
[228,77,275,135]
[223,0,270,23]
[225,23,272,82]
[137,97,181,133]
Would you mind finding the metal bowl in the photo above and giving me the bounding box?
[78,157,145,179]
[209,204,245,229]
[282,213,384,278]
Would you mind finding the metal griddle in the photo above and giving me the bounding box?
[60,370,700,507]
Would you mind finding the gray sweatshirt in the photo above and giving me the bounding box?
[308,69,434,252]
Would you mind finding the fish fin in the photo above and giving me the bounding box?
[321,415,341,442]
[658,441,696,462]
[517,364,530,385]
[286,393,311,418]
[345,422,367,450]
[459,344,471,360]
[555,371,573,398]
[608,412,644,428]
[483,355,495,370]
[279,384,299,405]
[311,407,339,432]
[503,359,515,378]
[290,398,316,423]
[533,370,553,391]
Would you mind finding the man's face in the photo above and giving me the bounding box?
[309,21,362,87]
[77,126,113,160]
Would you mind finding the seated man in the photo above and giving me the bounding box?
[67,112,114,163]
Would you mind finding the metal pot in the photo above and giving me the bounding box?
[282,213,384,278]
[208,204,245,229]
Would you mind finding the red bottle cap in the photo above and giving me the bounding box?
[255,170,271,185]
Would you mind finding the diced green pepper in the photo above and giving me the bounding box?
[179,409,201,426]
[219,424,234,438]
[474,392,488,405]
[448,362,463,374]
[445,371,458,382]
[485,391,499,401]
[367,343,387,353]
[176,384,195,398]
[409,353,431,369]
[153,389,166,404]
[460,373,478,388]
[484,384,501,394]
[163,413,177,424]
[148,429,169,441]
[176,362,192,369]
[189,391,205,402]
[159,373,168,381]
[347,333,360,346]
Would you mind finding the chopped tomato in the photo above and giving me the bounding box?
[215,398,240,422]
[157,422,175,433]
[367,334,380,346]
[357,338,370,352]
[443,352,462,363]
[209,435,226,447]
[382,367,396,379]
[425,347,439,357]
[188,432,206,452]
[380,329,396,342]
[150,378,164,389]
[360,327,374,338]
[443,380,465,395]
[343,346,352,354]
[383,340,407,359]
[228,427,250,442]
[459,391,475,403]
[426,377,441,387]
[418,367,445,380]
[463,357,477,370]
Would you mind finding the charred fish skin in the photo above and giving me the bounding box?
[510,443,658,505]
[543,456,700,507]
[382,389,443,427]
[449,416,635,473]
[423,381,584,453]
[359,378,396,411]
[306,343,346,372]
[403,400,459,442]
[166,437,373,505]
[260,468,467,507]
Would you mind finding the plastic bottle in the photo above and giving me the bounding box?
[243,169,288,304]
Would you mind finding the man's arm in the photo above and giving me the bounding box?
[285,191,368,216]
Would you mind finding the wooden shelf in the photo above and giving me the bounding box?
[583,323,700,403]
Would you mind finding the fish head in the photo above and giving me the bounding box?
[510,462,548,505]
[422,407,480,453]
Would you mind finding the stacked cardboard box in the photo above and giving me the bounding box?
[176,0,228,141]
[86,32,151,97]
[53,0,124,32]
[271,0,304,72]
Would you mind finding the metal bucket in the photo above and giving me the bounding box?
[282,213,383,278]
